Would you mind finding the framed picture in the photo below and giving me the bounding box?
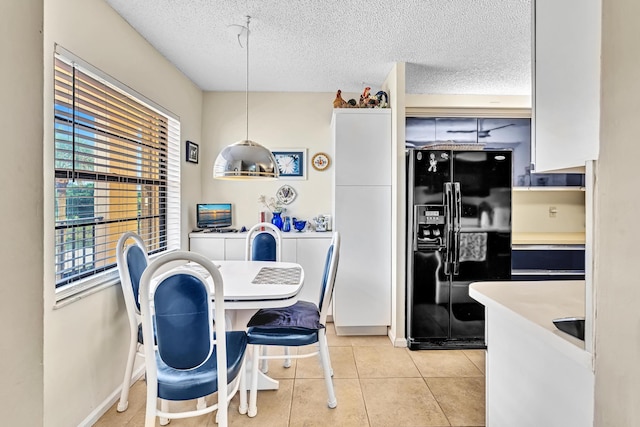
[186,140,199,164]
[272,148,307,180]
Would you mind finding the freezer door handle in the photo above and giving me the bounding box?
[452,182,461,275]
[444,182,453,275]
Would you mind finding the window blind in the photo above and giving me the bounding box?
[53,53,180,295]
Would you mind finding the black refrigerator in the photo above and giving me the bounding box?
[406,149,512,350]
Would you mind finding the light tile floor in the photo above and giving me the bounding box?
[94,323,485,426]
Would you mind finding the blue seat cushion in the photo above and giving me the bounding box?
[156,331,247,401]
[246,326,319,347]
[246,300,323,330]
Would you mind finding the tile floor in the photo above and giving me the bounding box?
[94,323,485,427]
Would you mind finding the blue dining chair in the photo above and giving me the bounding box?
[139,251,248,427]
[245,232,341,417]
[245,222,287,372]
[245,222,282,262]
[115,231,150,413]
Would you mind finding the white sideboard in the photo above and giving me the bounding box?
[189,232,332,305]
[331,108,392,335]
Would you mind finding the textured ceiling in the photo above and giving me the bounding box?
[104,0,531,95]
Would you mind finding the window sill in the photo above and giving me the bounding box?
[54,270,120,309]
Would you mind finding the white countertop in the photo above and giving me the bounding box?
[189,231,332,239]
[469,280,592,369]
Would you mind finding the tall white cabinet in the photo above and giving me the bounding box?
[331,109,392,335]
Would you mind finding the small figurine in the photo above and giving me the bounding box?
[375,91,389,108]
[427,153,438,172]
[333,89,348,108]
[359,86,371,107]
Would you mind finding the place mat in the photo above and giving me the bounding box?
[252,267,301,285]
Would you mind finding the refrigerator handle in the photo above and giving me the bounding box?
[443,182,453,275]
[453,182,462,275]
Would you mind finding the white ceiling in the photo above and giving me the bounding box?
[104,0,532,95]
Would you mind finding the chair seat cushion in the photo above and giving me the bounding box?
[246,300,323,330]
[246,326,319,347]
[156,331,247,401]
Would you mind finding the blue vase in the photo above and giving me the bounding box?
[282,216,291,232]
[271,211,283,230]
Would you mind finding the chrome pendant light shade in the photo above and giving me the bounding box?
[213,139,278,179]
[213,16,279,180]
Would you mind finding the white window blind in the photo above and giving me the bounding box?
[53,50,180,297]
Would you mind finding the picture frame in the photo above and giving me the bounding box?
[186,140,199,164]
[272,148,307,180]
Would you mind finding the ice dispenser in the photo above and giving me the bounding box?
[414,204,447,250]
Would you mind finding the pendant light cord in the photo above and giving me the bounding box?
[245,15,250,142]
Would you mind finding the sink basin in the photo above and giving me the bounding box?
[552,317,585,340]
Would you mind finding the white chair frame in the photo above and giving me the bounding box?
[244,222,283,262]
[244,222,290,372]
[115,231,149,413]
[248,232,341,417]
[139,251,248,427]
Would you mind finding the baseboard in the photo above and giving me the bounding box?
[334,325,387,336]
[78,365,145,427]
[387,328,408,348]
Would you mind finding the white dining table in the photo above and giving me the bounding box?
[169,259,305,390]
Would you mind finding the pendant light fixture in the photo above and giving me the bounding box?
[213,16,279,180]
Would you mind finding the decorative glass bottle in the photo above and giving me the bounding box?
[271,211,283,230]
[282,216,291,232]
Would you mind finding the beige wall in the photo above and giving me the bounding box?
[383,63,407,345]
[594,0,640,424]
[0,1,44,426]
[512,191,586,234]
[43,0,203,425]
[200,91,351,228]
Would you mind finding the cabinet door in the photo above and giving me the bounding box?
[333,185,391,327]
[295,237,332,304]
[224,238,246,260]
[533,0,600,172]
[333,110,391,186]
[189,236,225,259]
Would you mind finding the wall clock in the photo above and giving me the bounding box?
[312,152,330,171]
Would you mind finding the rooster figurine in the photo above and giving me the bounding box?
[358,87,371,107]
[333,90,348,108]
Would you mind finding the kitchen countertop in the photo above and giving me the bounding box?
[512,232,586,245]
[469,280,591,368]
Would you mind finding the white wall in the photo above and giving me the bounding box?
[383,63,407,346]
[0,2,44,425]
[200,91,351,229]
[43,0,203,425]
[594,0,640,424]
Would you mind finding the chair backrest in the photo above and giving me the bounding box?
[318,232,341,323]
[139,251,232,411]
[245,222,282,261]
[116,231,149,316]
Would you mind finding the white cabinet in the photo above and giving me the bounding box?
[532,0,600,172]
[189,233,331,305]
[331,109,392,335]
[189,235,225,259]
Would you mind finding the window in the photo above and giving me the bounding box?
[53,50,180,297]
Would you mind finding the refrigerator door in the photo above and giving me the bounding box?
[407,149,453,346]
[449,150,512,340]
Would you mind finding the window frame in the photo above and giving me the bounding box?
[53,46,181,303]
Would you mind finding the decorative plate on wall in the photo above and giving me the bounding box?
[312,152,330,171]
[276,184,297,205]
